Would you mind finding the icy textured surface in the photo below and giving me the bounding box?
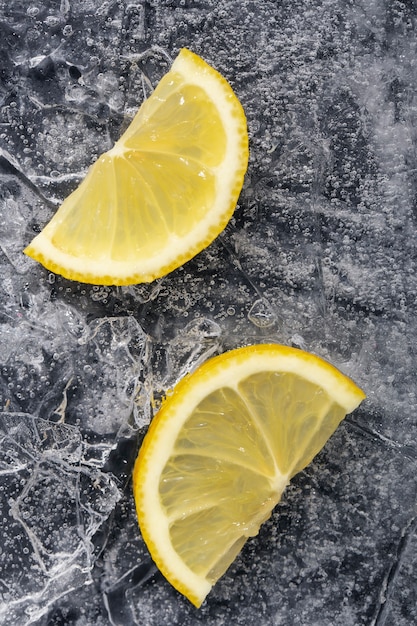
[0,412,120,626]
[0,0,416,624]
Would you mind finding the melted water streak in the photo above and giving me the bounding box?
[104,561,159,626]
[373,517,417,626]
[0,149,55,207]
[345,416,417,462]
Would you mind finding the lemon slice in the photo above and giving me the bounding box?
[24,49,248,285]
[133,344,365,607]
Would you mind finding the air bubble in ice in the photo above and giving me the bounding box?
[27,7,40,17]
[248,299,276,328]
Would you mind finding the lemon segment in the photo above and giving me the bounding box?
[24,49,248,285]
[133,344,365,607]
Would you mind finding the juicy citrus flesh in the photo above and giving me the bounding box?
[24,48,249,285]
[133,344,365,607]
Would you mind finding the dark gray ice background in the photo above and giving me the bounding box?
[0,1,416,624]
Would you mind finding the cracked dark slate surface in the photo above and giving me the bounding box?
[0,1,416,624]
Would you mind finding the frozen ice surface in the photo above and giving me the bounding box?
[0,412,120,626]
[1,0,417,624]
[0,276,151,446]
